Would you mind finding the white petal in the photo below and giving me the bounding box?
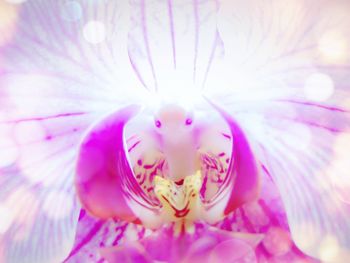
[213,0,350,261]
[0,1,145,262]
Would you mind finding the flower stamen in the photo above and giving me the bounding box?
[154,171,203,234]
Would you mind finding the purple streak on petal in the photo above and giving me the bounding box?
[75,105,157,222]
[192,0,199,82]
[128,51,149,90]
[78,209,86,221]
[239,208,257,233]
[140,0,158,92]
[64,220,105,262]
[0,112,88,124]
[206,99,261,215]
[273,117,344,133]
[201,31,220,88]
[111,223,129,246]
[167,0,176,68]
[128,140,141,153]
[275,99,348,113]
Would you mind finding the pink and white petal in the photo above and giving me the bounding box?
[75,105,161,227]
[212,0,350,261]
[99,242,152,263]
[0,85,92,263]
[0,1,146,262]
[128,0,218,94]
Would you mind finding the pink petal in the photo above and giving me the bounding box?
[183,229,262,263]
[75,105,159,222]
[208,239,257,263]
[99,226,262,263]
[206,100,261,215]
[0,1,145,261]
[99,243,152,263]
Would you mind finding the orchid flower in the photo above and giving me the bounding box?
[0,0,350,263]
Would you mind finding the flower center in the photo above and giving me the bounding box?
[154,171,203,235]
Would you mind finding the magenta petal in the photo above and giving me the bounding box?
[75,105,156,222]
[184,230,261,263]
[185,239,257,263]
[99,243,152,263]
[137,227,261,263]
[208,100,261,215]
[209,239,257,263]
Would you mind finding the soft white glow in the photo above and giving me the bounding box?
[0,204,14,234]
[43,191,73,220]
[5,187,39,241]
[318,31,349,63]
[83,20,106,44]
[60,1,82,22]
[303,73,334,102]
[0,124,19,167]
[0,1,18,47]
[14,121,46,145]
[333,133,350,157]
[330,134,350,204]
[6,187,39,225]
[0,141,18,168]
[283,123,312,151]
[4,74,59,117]
[319,235,340,262]
[292,222,320,251]
[5,0,26,4]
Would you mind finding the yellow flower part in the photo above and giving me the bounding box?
[154,171,203,235]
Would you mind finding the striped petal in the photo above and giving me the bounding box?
[211,0,350,260]
[128,0,219,93]
[0,1,146,262]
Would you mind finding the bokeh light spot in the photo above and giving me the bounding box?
[318,31,349,64]
[60,1,82,22]
[262,227,292,256]
[319,235,340,262]
[0,204,14,234]
[303,73,334,102]
[83,20,106,44]
[5,0,26,4]
[0,1,19,47]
